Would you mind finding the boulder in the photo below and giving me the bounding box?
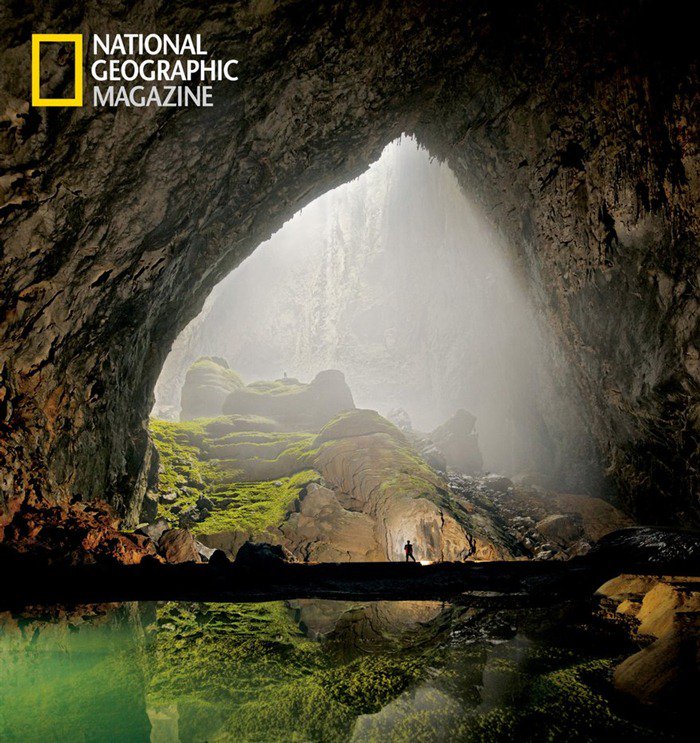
[135,517,170,544]
[314,408,405,445]
[430,409,483,474]
[196,495,215,512]
[614,631,700,710]
[535,513,583,547]
[280,483,385,562]
[194,538,217,562]
[234,541,296,568]
[2,500,157,566]
[209,549,231,569]
[482,475,513,493]
[157,529,201,563]
[180,357,244,420]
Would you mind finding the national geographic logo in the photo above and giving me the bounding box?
[32,34,84,107]
[31,33,238,108]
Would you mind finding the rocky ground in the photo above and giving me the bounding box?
[447,473,635,561]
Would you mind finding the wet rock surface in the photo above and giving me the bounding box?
[447,473,634,560]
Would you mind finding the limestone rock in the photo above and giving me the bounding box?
[135,517,170,545]
[223,370,354,431]
[235,541,295,568]
[157,529,201,564]
[139,491,159,523]
[280,483,385,562]
[494,488,634,545]
[481,475,514,494]
[596,572,700,711]
[613,632,700,710]
[180,358,244,421]
[1,501,157,566]
[312,409,509,561]
[535,513,584,548]
[430,410,483,475]
[0,1,696,534]
[193,538,217,562]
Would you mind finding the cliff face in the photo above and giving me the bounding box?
[0,1,697,527]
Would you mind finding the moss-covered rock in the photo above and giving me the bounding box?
[180,358,244,421]
[223,369,355,431]
[150,407,514,562]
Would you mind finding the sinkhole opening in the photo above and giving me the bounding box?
[150,136,604,562]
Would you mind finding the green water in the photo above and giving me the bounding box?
[0,599,678,742]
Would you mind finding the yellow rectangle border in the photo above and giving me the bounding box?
[32,34,83,106]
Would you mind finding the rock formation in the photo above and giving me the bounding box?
[430,409,483,475]
[179,357,243,421]
[0,1,697,532]
[150,399,511,562]
[597,573,700,712]
[222,369,355,431]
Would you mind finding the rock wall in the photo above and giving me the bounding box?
[0,1,697,527]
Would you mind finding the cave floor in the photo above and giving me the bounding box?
[3,550,699,610]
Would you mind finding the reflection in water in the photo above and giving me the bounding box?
[0,599,679,742]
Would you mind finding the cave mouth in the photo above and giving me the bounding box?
[148,135,614,564]
[1,0,696,561]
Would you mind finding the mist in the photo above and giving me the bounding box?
[155,137,592,484]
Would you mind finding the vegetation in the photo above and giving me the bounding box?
[188,358,244,389]
[145,601,438,743]
[149,408,471,546]
[245,379,307,395]
[149,417,319,535]
[143,601,672,743]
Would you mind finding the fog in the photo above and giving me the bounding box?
[155,137,588,480]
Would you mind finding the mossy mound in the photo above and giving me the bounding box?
[150,405,513,561]
[180,357,244,421]
[222,369,355,431]
[150,418,316,536]
[314,408,406,445]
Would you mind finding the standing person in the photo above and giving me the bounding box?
[404,540,416,562]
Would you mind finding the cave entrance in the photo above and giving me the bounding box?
[149,136,602,563]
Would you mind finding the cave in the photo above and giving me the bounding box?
[1,1,696,532]
[1,1,698,737]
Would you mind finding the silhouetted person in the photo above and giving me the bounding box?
[404,540,416,562]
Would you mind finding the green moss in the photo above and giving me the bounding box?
[150,407,469,552]
[149,417,320,535]
[204,415,280,436]
[245,379,307,396]
[188,358,244,389]
[194,470,321,535]
[320,655,424,714]
[146,601,438,743]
